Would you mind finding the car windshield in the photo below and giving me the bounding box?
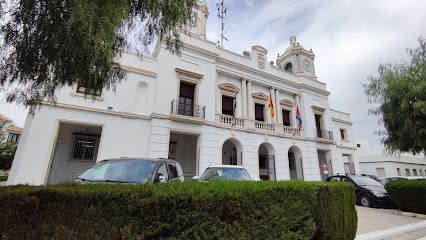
[350,176,382,186]
[77,160,156,183]
[202,167,252,181]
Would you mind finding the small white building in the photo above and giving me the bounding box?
[0,114,23,145]
[357,139,426,180]
[7,1,360,185]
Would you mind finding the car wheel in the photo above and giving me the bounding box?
[360,196,372,207]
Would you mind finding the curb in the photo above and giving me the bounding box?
[355,220,426,240]
[395,210,426,220]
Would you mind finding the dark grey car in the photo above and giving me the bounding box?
[75,158,184,184]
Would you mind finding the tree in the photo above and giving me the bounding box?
[0,121,17,170]
[0,0,196,112]
[364,36,426,154]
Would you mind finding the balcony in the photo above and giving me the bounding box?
[315,129,334,140]
[283,126,301,137]
[170,100,206,124]
[218,114,244,128]
[255,121,275,132]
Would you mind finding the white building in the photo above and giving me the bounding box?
[357,139,426,180]
[7,1,360,185]
[0,114,23,145]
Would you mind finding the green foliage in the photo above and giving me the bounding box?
[0,122,17,170]
[0,143,16,170]
[0,181,357,240]
[0,176,7,182]
[364,36,426,154]
[0,0,196,112]
[385,179,426,214]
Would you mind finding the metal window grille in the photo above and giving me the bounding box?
[69,134,100,161]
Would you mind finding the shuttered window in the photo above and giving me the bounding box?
[222,96,234,116]
[255,104,264,122]
[282,110,290,126]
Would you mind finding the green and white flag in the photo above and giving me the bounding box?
[232,86,237,126]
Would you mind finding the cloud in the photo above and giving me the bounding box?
[206,0,426,146]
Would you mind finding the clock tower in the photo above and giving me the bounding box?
[276,36,317,79]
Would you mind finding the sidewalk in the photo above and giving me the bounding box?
[356,206,426,240]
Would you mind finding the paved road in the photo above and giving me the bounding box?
[356,206,426,240]
[0,181,6,186]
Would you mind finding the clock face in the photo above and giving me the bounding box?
[303,59,311,71]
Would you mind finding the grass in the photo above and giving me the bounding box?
[0,176,7,182]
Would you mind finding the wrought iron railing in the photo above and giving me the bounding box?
[315,129,334,140]
[255,121,274,132]
[171,100,205,119]
[219,114,244,127]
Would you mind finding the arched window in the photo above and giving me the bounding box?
[285,63,293,73]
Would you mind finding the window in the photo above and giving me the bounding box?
[397,168,401,176]
[282,110,291,126]
[76,83,101,96]
[255,104,265,122]
[330,177,342,182]
[71,134,99,161]
[413,169,418,176]
[405,168,411,176]
[178,82,195,116]
[285,63,293,73]
[157,163,169,182]
[167,163,178,179]
[357,144,361,148]
[376,168,386,178]
[7,133,20,144]
[340,129,346,140]
[222,95,234,116]
[315,114,322,137]
[420,169,423,176]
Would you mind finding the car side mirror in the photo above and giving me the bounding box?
[192,176,200,181]
[158,175,167,183]
[253,178,261,181]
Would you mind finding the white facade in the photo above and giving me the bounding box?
[7,1,360,185]
[357,139,426,179]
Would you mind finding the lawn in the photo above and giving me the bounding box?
[0,176,7,182]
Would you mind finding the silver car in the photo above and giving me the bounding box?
[192,165,259,181]
[75,158,184,184]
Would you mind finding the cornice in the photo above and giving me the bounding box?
[331,109,351,116]
[336,145,358,150]
[182,42,219,59]
[300,83,330,96]
[120,50,158,62]
[332,117,353,126]
[120,64,157,78]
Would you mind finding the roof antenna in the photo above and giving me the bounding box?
[217,0,228,48]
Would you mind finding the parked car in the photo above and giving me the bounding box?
[192,165,258,181]
[75,158,184,184]
[360,174,380,182]
[382,176,425,185]
[326,174,393,208]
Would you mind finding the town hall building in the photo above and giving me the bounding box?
[7,0,359,185]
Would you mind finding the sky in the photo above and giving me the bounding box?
[1,0,426,146]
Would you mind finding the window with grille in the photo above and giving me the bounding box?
[76,83,101,96]
[405,168,411,176]
[340,129,346,140]
[7,133,20,143]
[397,168,401,176]
[413,169,418,176]
[70,134,100,161]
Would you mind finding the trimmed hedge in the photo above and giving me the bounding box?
[0,176,7,182]
[385,179,426,214]
[0,181,357,240]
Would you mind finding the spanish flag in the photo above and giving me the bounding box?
[269,93,274,117]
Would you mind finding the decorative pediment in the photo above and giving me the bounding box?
[311,105,326,115]
[175,68,203,80]
[219,83,240,94]
[252,92,269,102]
[280,99,294,108]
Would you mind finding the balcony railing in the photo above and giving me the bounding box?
[255,121,274,132]
[171,100,205,119]
[315,129,334,140]
[283,126,301,137]
[219,114,244,127]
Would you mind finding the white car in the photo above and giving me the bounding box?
[192,165,260,181]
